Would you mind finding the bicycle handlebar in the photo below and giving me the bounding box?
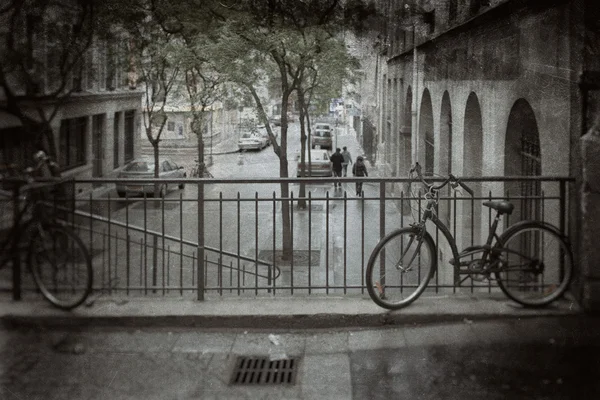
[410,162,473,197]
[1,151,62,191]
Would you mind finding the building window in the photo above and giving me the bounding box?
[449,0,458,22]
[124,110,135,162]
[114,112,120,168]
[470,0,482,16]
[167,121,175,131]
[59,117,87,171]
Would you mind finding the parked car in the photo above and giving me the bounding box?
[311,128,333,150]
[269,117,281,127]
[116,158,186,198]
[257,125,275,146]
[238,132,268,151]
[296,149,333,177]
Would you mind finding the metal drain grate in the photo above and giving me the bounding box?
[230,356,299,385]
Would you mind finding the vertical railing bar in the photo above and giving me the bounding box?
[379,182,386,292]
[453,190,457,292]
[197,179,205,301]
[235,192,240,297]
[114,231,119,293]
[559,179,566,235]
[88,193,94,289]
[343,191,347,294]
[192,251,196,288]
[179,192,183,296]
[435,190,439,294]
[488,190,493,293]
[272,191,277,296]
[361,186,365,293]
[230,260,233,293]
[308,191,312,295]
[140,237,144,294]
[166,246,170,295]
[125,192,130,295]
[290,191,294,295]
[205,255,208,293]
[143,192,148,295]
[107,194,112,295]
[326,190,330,294]
[101,230,106,292]
[162,191,166,295]
[255,191,259,295]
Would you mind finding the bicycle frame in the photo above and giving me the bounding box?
[414,194,506,285]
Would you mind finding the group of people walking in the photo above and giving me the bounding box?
[329,146,368,196]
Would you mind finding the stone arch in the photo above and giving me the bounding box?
[419,89,434,175]
[505,98,541,223]
[401,86,413,172]
[439,91,453,225]
[439,91,453,176]
[462,92,483,244]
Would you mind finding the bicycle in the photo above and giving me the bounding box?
[0,151,93,310]
[366,162,573,310]
[190,159,213,178]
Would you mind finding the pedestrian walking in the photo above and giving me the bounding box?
[341,146,352,177]
[352,156,368,196]
[330,148,345,188]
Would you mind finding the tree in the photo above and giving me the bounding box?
[190,0,378,260]
[0,0,103,171]
[123,2,181,197]
[296,33,361,208]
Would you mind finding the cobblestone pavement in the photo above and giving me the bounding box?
[1,316,599,399]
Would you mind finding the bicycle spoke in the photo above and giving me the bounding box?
[367,228,435,309]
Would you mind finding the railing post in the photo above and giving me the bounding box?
[380,181,386,239]
[197,180,205,301]
[11,187,21,301]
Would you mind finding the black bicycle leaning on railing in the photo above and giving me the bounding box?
[0,151,93,310]
[366,163,573,310]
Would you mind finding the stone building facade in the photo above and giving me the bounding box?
[367,0,600,308]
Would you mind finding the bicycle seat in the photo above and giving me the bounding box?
[483,201,514,215]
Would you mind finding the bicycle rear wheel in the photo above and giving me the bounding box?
[496,222,573,307]
[366,227,436,309]
[28,224,93,310]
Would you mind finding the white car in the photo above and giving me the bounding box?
[238,132,267,151]
[116,158,186,198]
[296,149,333,177]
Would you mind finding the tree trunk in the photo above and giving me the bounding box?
[279,95,292,261]
[297,88,307,209]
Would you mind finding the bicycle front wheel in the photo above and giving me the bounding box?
[496,222,573,307]
[28,224,93,310]
[366,227,436,310]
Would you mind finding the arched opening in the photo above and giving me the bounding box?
[463,92,483,245]
[439,91,453,225]
[505,99,541,223]
[419,89,434,175]
[400,87,413,215]
[400,86,413,173]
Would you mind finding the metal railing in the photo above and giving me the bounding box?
[0,176,575,301]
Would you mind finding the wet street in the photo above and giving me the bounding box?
[1,316,599,399]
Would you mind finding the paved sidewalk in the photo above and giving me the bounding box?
[1,314,599,399]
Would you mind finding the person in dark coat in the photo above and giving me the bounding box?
[329,148,345,188]
[352,155,368,196]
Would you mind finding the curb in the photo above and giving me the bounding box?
[0,311,580,331]
[0,296,583,330]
